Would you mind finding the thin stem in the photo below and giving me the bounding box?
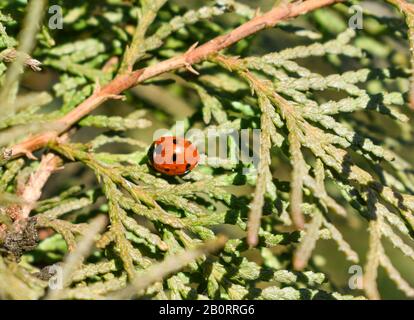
[119,0,167,73]
[0,0,47,118]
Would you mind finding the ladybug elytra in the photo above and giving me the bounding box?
[148,136,199,176]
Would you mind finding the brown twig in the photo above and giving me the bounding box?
[0,152,61,247]
[5,0,344,161]
[15,154,61,222]
[387,0,414,14]
[6,153,61,230]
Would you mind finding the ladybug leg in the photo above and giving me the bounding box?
[180,163,193,176]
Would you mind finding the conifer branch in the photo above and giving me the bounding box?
[3,0,344,162]
[387,0,414,108]
[110,235,227,299]
[119,0,167,73]
[0,0,46,117]
[45,215,108,300]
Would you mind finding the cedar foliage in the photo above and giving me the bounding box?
[0,0,414,300]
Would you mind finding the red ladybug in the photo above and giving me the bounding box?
[148,136,199,176]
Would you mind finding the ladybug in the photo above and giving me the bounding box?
[148,136,200,176]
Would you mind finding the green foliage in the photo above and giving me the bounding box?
[0,0,414,300]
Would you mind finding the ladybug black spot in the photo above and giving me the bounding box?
[148,136,199,176]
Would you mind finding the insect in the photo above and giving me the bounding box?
[148,136,200,176]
